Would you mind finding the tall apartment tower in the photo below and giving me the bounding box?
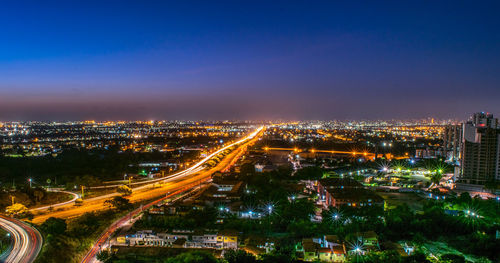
[443,124,462,162]
[457,112,500,190]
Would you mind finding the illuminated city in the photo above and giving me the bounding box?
[1,1,499,263]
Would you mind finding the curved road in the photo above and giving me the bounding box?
[30,189,80,212]
[0,215,42,263]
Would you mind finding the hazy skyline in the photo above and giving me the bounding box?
[1,1,500,120]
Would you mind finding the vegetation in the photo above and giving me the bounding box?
[138,164,499,262]
[35,210,130,263]
[135,207,218,231]
[0,228,11,256]
[5,203,29,217]
[117,185,133,196]
[0,186,72,211]
[165,251,218,263]
[0,146,199,188]
[104,196,133,211]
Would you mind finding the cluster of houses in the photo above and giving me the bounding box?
[298,231,414,262]
[313,177,385,208]
[119,229,238,250]
[118,149,412,261]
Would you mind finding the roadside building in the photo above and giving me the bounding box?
[317,178,383,208]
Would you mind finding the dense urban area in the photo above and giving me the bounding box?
[0,114,499,263]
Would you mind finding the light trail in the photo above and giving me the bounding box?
[30,189,80,212]
[90,126,264,189]
[264,147,409,159]
[264,147,375,156]
[80,128,264,263]
[0,215,42,263]
[32,127,264,223]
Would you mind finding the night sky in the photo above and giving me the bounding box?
[1,1,499,121]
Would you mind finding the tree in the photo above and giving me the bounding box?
[33,188,46,202]
[104,196,132,210]
[440,254,465,263]
[457,192,472,204]
[5,203,28,216]
[117,185,132,196]
[430,172,442,185]
[96,250,113,263]
[484,180,498,192]
[240,163,256,177]
[224,249,257,263]
[67,212,101,237]
[165,251,218,263]
[295,166,324,180]
[365,250,403,263]
[41,217,67,235]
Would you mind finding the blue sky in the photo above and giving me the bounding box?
[1,1,499,120]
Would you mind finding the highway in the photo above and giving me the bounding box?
[0,215,42,263]
[80,127,263,263]
[31,126,264,224]
[90,126,263,189]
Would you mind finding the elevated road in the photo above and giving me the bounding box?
[31,127,263,224]
[80,127,263,263]
[0,215,42,263]
[90,126,263,189]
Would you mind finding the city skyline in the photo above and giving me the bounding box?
[1,2,499,262]
[2,1,500,120]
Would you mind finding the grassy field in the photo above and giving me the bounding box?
[0,190,73,210]
[378,192,425,211]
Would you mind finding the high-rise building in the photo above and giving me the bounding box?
[457,112,500,190]
[443,124,462,162]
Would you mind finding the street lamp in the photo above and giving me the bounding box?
[332,213,339,220]
[28,178,32,188]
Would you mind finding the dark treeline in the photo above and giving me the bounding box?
[0,147,180,187]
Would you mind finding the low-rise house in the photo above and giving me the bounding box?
[348,231,380,252]
[217,230,238,249]
[187,233,218,248]
[244,236,276,254]
[301,238,319,262]
[254,163,277,173]
[317,178,384,208]
[123,229,238,250]
[299,237,346,262]
[126,230,189,247]
[380,241,407,257]
[324,235,341,248]
[318,246,346,263]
